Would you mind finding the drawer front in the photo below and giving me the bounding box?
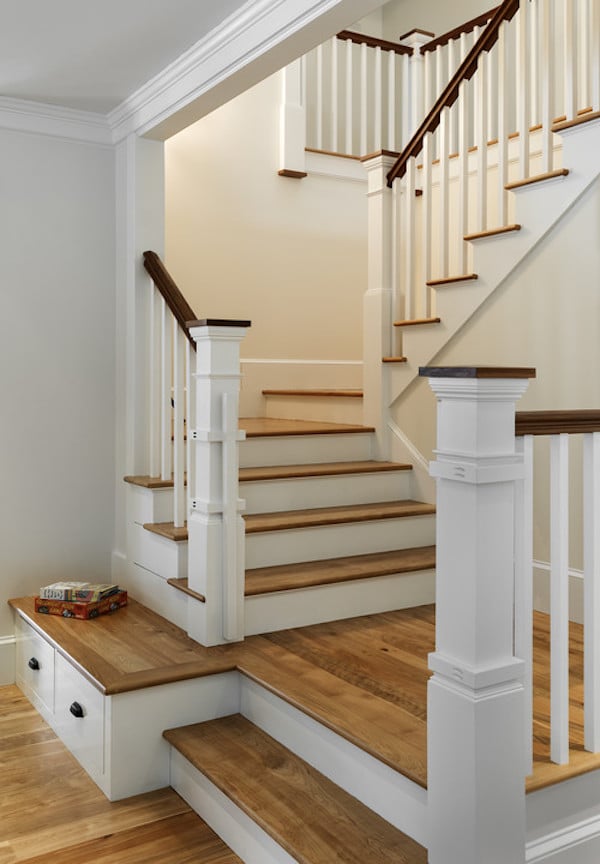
[54,652,105,780]
[15,617,55,715]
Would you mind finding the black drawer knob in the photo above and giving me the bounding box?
[69,701,84,719]
[28,657,40,671]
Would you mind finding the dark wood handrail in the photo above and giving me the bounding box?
[421,5,500,53]
[336,29,413,56]
[386,0,519,187]
[143,250,198,350]
[516,410,600,436]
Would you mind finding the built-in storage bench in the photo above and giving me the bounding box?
[10,597,240,801]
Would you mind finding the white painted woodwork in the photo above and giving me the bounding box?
[550,433,570,765]
[438,107,450,275]
[515,435,535,775]
[172,324,186,528]
[160,297,172,482]
[130,521,187,582]
[239,431,373,468]
[345,38,353,154]
[278,57,306,175]
[331,37,339,153]
[316,43,323,150]
[149,286,161,479]
[360,41,368,156]
[475,52,488,233]
[404,158,416,318]
[584,432,600,752]
[262,391,363,425]
[186,341,195,518]
[401,31,432,140]
[518,0,532,179]
[187,323,248,646]
[425,371,531,864]
[564,0,578,122]
[387,50,395,150]
[540,0,555,174]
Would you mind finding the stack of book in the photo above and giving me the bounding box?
[35,582,128,619]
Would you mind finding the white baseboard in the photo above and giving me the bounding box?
[0,636,16,685]
[533,560,583,624]
[527,814,600,863]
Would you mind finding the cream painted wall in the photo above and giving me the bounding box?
[393,174,600,570]
[0,129,116,649]
[164,71,367,363]
[381,0,492,41]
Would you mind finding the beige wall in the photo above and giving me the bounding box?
[165,72,367,363]
[381,0,492,41]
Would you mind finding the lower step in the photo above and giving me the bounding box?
[164,714,427,864]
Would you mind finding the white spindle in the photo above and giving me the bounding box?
[584,432,600,751]
[160,298,172,482]
[221,391,243,642]
[438,108,450,277]
[331,37,339,152]
[531,0,540,125]
[387,50,396,151]
[456,81,469,275]
[172,324,185,528]
[580,0,590,112]
[316,43,323,150]
[422,133,433,298]
[564,0,578,123]
[550,433,570,765]
[447,39,457,151]
[403,158,416,319]
[360,41,368,156]
[402,52,412,148]
[497,22,509,226]
[149,286,161,478]
[540,0,555,173]
[592,0,600,111]
[185,341,195,520]
[517,0,531,179]
[423,49,433,119]
[374,46,382,152]
[515,435,534,775]
[475,53,488,232]
[345,39,353,154]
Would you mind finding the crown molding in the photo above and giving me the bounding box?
[0,97,112,145]
[108,0,381,142]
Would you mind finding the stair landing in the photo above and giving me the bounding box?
[9,596,598,794]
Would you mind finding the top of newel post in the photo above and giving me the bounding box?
[419,366,536,379]
[187,319,251,330]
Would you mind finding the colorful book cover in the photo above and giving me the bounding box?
[40,582,119,602]
[35,591,128,620]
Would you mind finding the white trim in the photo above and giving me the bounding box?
[0,97,112,146]
[533,559,584,582]
[527,813,600,862]
[241,358,362,365]
[0,636,16,685]
[108,0,383,141]
[533,559,584,624]
[305,148,367,182]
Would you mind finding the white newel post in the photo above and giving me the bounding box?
[399,30,434,141]
[187,319,251,647]
[279,58,308,178]
[421,365,535,864]
[361,150,398,459]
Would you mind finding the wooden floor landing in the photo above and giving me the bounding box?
[9,597,599,794]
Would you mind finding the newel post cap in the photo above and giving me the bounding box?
[419,365,536,379]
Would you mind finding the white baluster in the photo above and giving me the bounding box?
[515,435,534,775]
[331,37,339,152]
[160,298,172,482]
[540,0,555,173]
[185,341,195,521]
[592,0,600,111]
[316,43,323,150]
[497,21,509,226]
[403,158,416,319]
[172,323,185,528]
[550,433,570,764]
[387,50,396,151]
[279,58,307,175]
[584,431,600,751]
[447,38,457,152]
[345,39,353,154]
[374,46,382,152]
[564,0,578,122]
[438,108,450,277]
[579,0,590,112]
[149,285,161,478]
[475,52,488,233]
[517,0,531,178]
[422,133,433,301]
[531,0,540,125]
[221,392,244,642]
[361,41,368,156]
[457,80,469,275]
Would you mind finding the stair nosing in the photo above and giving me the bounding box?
[244,500,436,535]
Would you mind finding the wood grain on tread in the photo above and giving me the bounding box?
[143,522,188,541]
[464,223,521,241]
[552,110,600,132]
[167,577,206,603]
[262,388,363,398]
[505,168,569,190]
[244,500,436,534]
[239,460,412,482]
[239,417,374,437]
[124,475,178,489]
[393,317,441,326]
[245,546,436,595]
[426,273,478,286]
[164,715,427,864]
[382,355,408,362]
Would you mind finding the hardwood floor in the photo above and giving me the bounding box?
[0,686,241,864]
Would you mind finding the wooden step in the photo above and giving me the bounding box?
[167,578,205,603]
[244,500,436,534]
[240,460,411,482]
[393,317,441,327]
[245,545,435,595]
[239,417,374,437]
[505,168,569,191]
[382,355,408,363]
[262,388,363,398]
[464,223,521,241]
[164,715,427,864]
[426,273,478,287]
[552,109,600,133]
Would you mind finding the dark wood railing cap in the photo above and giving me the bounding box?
[516,410,600,436]
[337,29,413,55]
[399,27,436,41]
[360,148,401,163]
[421,5,499,53]
[419,366,536,379]
[186,318,251,329]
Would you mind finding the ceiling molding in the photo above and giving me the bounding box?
[108,0,381,142]
[0,96,112,146]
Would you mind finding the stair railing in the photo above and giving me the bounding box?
[143,250,197,528]
[515,410,600,771]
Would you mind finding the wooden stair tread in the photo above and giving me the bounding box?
[382,356,408,363]
[262,388,363,398]
[240,460,412,482]
[552,109,600,133]
[245,546,436,595]
[464,223,521,241]
[393,317,441,327]
[505,168,569,191]
[239,417,374,437]
[143,522,188,542]
[167,578,205,603]
[163,715,427,864]
[426,273,478,287]
[244,500,436,534]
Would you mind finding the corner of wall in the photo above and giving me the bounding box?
[0,636,16,686]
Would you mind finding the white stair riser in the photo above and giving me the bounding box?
[130,522,187,582]
[170,750,297,864]
[240,433,373,467]
[120,561,189,630]
[241,470,412,514]
[245,514,436,568]
[240,676,428,846]
[244,569,435,634]
[127,484,179,525]
[263,394,363,425]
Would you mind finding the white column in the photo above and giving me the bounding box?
[361,151,398,459]
[278,58,307,178]
[399,30,435,137]
[187,319,250,647]
[421,365,535,864]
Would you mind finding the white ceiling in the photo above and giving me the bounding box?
[0,0,250,114]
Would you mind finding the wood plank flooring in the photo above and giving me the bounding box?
[0,686,241,864]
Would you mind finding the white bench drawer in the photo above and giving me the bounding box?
[15,617,55,716]
[54,652,105,780]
